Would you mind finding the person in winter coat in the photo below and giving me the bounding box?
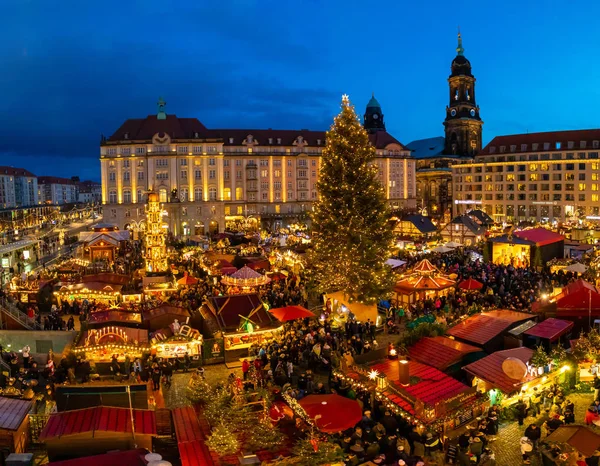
[469,437,483,462]
[515,398,528,426]
[524,423,541,450]
[520,436,533,465]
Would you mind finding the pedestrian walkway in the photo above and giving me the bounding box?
[492,393,592,465]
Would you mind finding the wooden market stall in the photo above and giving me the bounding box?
[446,310,536,353]
[72,326,148,362]
[407,336,484,374]
[39,406,156,462]
[0,397,33,454]
[45,448,150,466]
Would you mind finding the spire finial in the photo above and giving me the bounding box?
[157,97,167,120]
[372,91,375,98]
[456,27,464,56]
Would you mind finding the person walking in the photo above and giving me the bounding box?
[515,398,527,426]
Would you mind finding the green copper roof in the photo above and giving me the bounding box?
[366,93,381,109]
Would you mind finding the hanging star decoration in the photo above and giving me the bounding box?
[341,94,350,105]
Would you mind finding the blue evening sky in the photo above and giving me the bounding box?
[0,0,598,181]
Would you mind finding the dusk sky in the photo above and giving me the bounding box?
[1,0,599,181]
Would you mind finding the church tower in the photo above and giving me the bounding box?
[364,93,386,133]
[443,31,483,156]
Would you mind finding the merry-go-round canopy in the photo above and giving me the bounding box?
[221,265,271,287]
[298,394,362,433]
[394,259,455,294]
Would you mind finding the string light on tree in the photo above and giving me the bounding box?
[308,94,395,304]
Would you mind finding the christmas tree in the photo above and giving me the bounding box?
[186,373,213,405]
[245,417,285,451]
[309,94,395,304]
[206,422,240,456]
[275,435,343,466]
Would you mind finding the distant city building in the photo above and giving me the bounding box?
[0,166,38,208]
[100,97,416,235]
[77,180,102,204]
[407,32,483,218]
[452,129,600,223]
[38,176,79,205]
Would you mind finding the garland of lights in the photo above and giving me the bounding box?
[282,388,315,429]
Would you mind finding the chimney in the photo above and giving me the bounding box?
[398,359,410,386]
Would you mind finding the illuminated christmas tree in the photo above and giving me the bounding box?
[144,192,168,272]
[206,422,240,456]
[309,94,395,304]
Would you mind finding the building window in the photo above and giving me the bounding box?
[287,191,293,200]
[137,171,144,181]
[209,170,216,179]
[159,188,167,203]
[109,172,116,182]
[181,188,189,201]
[261,169,268,178]
[224,171,230,180]
[225,206,231,215]
[209,187,217,200]
[237,206,243,215]
[236,187,243,201]
[209,158,216,166]
[195,169,201,180]
[108,191,117,203]
[224,188,231,201]
[137,189,143,202]
[180,170,188,179]
[193,146,202,154]
[262,192,268,200]
[123,190,131,203]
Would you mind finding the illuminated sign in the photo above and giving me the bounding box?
[454,200,482,205]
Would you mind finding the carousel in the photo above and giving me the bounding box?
[221,265,271,294]
[72,326,147,361]
[393,259,456,306]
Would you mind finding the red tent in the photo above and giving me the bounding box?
[177,272,199,286]
[556,280,600,318]
[298,394,362,433]
[270,305,314,322]
[458,278,483,291]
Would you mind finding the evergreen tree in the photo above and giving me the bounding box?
[309,95,395,304]
[280,436,344,466]
[245,418,285,451]
[186,373,213,405]
[205,422,240,456]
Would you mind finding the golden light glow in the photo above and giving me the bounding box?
[368,370,379,380]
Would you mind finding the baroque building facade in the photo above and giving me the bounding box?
[406,32,483,218]
[100,98,416,235]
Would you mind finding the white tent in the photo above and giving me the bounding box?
[386,259,407,269]
[564,262,588,274]
[432,245,454,253]
[445,241,462,248]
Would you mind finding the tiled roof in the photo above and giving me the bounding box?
[514,228,564,246]
[39,406,156,440]
[0,166,37,178]
[46,449,149,466]
[480,129,600,155]
[0,397,32,430]
[370,359,470,408]
[408,336,481,370]
[405,137,447,159]
[447,310,535,345]
[463,347,534,394]
[450,215,485,235]
[106,115,406,150]
[401,214,437,233]
[524,318,574,342]
[208,293,274,330]
[556,279,600,317]
[173,406,214,466]
[468,209,494,225]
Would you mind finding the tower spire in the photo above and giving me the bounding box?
[456,27,464,56]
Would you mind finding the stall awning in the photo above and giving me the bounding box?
[524,318,574,342]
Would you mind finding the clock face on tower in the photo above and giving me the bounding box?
[372,114,379,120]
[470,109,476,117]
[450,109,457,117]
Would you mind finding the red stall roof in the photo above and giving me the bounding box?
[370,359,470,413]
[39,406,156,440]
[447,310,535,345]
[514,228,565,246]
[524,318,574,342]
[173,407,214,466]
[46,449,149,466]
[556,280,600,317]
[408,336,481,371]
[0,397,32,431]
[463,347,534,394]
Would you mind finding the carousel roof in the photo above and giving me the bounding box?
[221,265,271,287]
[412,259,438,273]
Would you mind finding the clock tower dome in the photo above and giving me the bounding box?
[443,31,483,156]
[364,93,386,133]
